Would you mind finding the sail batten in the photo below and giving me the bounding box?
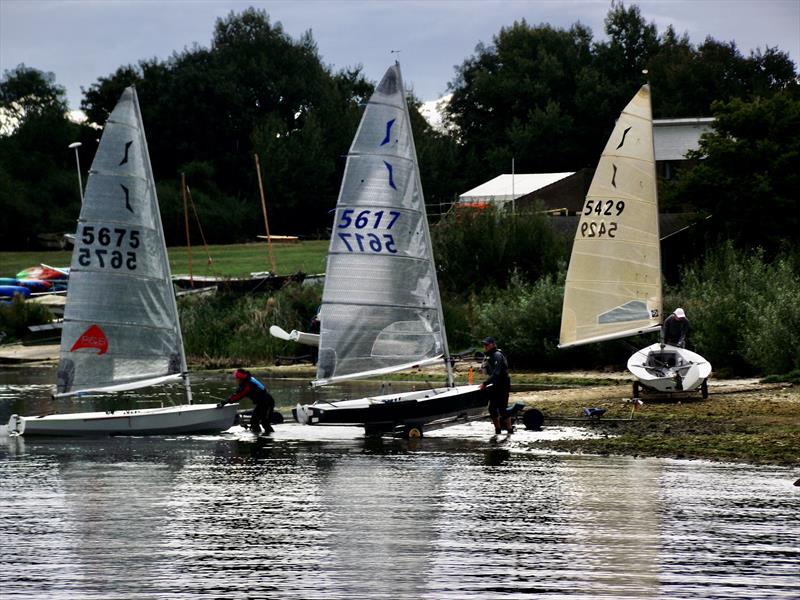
[316,64,449,385]
[559,84,662,348]
[57,87,186,397]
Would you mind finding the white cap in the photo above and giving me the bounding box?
[674,308,686,318]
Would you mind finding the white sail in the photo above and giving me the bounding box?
[56,87,187,397]
[559,85,662,348]
[314,63,449,386]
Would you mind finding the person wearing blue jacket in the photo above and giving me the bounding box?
[220,368,275,433]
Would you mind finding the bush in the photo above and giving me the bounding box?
[468,271,566,369]
[432,204,566,295]
[675,243,800,376]
[179,282,321,365]
[0,295,53,342]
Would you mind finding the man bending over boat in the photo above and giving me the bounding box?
[219,368,275,433]
[662,308,689,348]
[480,337,513,434]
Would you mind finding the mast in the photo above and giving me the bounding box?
[132,87,193,404]
[181,172,193,285]
[254,153,277,275]
[397,63,454,387]
[312,62,449,387]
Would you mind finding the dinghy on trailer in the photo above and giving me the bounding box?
[559,84,711,398]
[8,87,238,436]
[291,63,488,437]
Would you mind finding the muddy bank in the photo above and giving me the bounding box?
[513,376,799,466]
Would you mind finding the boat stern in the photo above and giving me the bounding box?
[293,403,315,425]
[8,414,25,436]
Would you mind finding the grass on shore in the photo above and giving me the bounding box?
[0,240,330,279]
[516,383,800,466]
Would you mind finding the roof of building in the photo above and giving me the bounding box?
[458,172,574,203]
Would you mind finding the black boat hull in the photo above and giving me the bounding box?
[292,384,489,435]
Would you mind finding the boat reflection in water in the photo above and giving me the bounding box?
[0,376,798,598]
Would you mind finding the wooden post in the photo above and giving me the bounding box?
[181,172,192,285]
[254,153,277,275]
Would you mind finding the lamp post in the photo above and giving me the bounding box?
[68,141,84,203]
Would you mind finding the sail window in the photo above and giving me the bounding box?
[598,300,650,324]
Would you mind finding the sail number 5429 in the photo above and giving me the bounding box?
[581,221,618,238]
[580,200,625,238]
[337,209,400,254]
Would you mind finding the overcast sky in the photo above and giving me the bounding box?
[2,0,798,111]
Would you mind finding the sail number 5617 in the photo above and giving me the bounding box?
[337,209,400,254]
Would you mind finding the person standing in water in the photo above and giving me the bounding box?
[219,368,275,433]
[480,337,513,434]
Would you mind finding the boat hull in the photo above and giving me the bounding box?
[293,385,488,434]
[172,273,304,294]
[8,403,238,437]
[627,343,712,393]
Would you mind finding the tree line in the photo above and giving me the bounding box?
[1,2,797,256]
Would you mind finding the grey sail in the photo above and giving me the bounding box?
[56,87,186,397]
[314,63,449,386]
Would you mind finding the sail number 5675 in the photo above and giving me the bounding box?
[77,225,140,270]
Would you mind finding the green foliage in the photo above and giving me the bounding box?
[0,295,52,342]
[0,66,88,250]
[445,1,798,193]
[0,64,68,124]
[79,7,369,244]
[432,204,566,295]
[467,271,566,369]
[667,93,799,255]
[445,19,599,175]
[674,243,800,376]
[761,370,800,385]
[179,282,321,363]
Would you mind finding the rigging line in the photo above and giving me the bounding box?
[186,185,213,265]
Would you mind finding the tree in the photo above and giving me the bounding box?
[444,19,597,184]
[670,92,799,255]
[0,64,68,127]
[79,8,371,243]
[0,66,86,249]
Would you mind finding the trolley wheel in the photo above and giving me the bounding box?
[522,408,544,431]
[701,379,709,399]
[405,425,423,439]
[632,381,641,398]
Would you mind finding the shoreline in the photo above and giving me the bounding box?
[2,346,797,466]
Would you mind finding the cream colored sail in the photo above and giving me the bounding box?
[559,85,662,348]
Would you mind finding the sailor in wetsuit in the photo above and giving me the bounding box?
[219,368,275,433]
[480,337,513,434]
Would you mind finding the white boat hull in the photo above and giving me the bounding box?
[627,343,712,394]
[8,403,238,437]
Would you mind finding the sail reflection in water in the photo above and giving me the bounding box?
[1,428,798,599]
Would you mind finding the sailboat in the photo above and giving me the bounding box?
[559,84,711,398]
[8,87,238,436]
[291,63,486,437]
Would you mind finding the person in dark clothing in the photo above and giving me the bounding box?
[663,307,689,347]
[480,337,513,434]
[219,368,275,433]
[309,313,321,365]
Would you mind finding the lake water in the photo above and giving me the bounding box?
[1,367,798,599]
